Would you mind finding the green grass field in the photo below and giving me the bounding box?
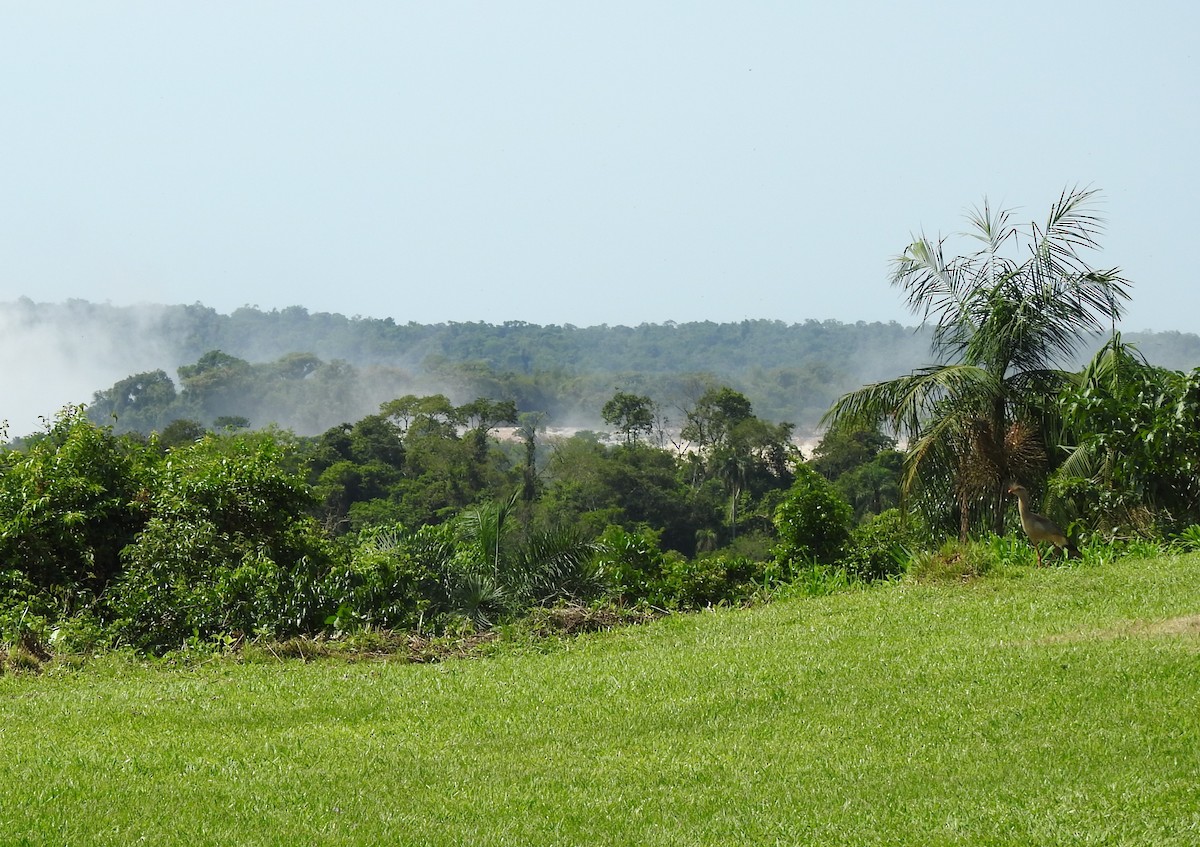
[2,553,1198,846]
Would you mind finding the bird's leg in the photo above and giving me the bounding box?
[1034,544,1042,567]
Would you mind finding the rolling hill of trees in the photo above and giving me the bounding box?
[7,297,1200,438]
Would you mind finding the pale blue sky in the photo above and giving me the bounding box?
[1,2,1197,331]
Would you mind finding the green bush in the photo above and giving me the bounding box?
[0,408,150,592]
[111,520,335,652]
[106,436,333,651]
[772,465,853,567]
[321,525,439,633]
[0,569,54,647]
[838,509,913,581]
[658,553,767,608]
[593,524,675,607]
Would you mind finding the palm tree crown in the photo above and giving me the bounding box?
[825,186,1130,538]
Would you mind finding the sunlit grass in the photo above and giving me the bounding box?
[1,552,1198,845]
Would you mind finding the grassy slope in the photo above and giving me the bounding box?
[1,554,1198,846]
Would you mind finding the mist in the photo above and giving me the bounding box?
[1,299,183,437]
[5,298,1198,446]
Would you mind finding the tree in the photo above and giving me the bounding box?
[810,419,903,521]
[538,433,707,555]
[810,418,896,482]
[459,398,519,492]
[679,386,797,541]
[516,411,546,503]
[681,387,754,452]
[825,187,1130,539]
[601,391,655,445]
[88,369,178,432]
[772,465,853,567]
[177,350,254,423]
[213,416,251,431]
[159,418,207,450]
[1055,334,1200,535]
[380,394,457,435]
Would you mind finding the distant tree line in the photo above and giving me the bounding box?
[8,297,1199,441]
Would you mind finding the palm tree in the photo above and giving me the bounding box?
[451,490,601,623]
[824,186,1130,539]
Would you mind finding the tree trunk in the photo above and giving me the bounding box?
[990,395,1008,536]
[991,478,1006,536]
[958,484,970,543]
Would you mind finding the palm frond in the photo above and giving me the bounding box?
[962,197,1017,253]
[1039,184,1107,254]
[520,526,603,602]
[1078,332,1148,388]
[447,573,506,627]
[902,413,963,494]
[1003,368,1074,408]
[890,236,972,329]
[1056,441,1104,482]
[823,364,1000,438]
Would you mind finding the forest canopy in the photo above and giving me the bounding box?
[5,297,1199,440]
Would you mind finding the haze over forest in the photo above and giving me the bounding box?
[5,298,1200,441]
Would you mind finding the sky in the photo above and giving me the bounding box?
[1,2,1198,334]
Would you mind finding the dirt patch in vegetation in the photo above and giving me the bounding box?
[1043,613,1200,647]
[1136,613,1200,637]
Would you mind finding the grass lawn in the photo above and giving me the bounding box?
[1,553,1198,846]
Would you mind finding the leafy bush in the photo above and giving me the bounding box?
[838,509,913,581]
[593,524,676,607]
[107,435,333,651]
[321,525,439,633]
[772,465,853,567]
[658,553,768,608]
[1057,347,1200,534]
[0,408,150,592]
[0,570,55,647]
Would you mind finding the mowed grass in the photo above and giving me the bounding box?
[2,554,1199,846]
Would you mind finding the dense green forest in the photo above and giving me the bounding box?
[6,295,1200,438]
[3,190,1200,658]
[3,327,1198,656]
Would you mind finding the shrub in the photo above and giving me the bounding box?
[593,524,676,607]
[658,554,771,608]
[0,570,53,647]
[772,465,853,568]
[0,408,150,592]
[106,435,333,651]
[320,525,439,633]
[839,509,913,581]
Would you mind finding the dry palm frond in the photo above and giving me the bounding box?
[1003,420,1047,484]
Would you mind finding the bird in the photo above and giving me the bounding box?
[1006,483,1078,566]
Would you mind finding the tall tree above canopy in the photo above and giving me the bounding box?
[601,391,655,445]
[825,186,1131,539]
